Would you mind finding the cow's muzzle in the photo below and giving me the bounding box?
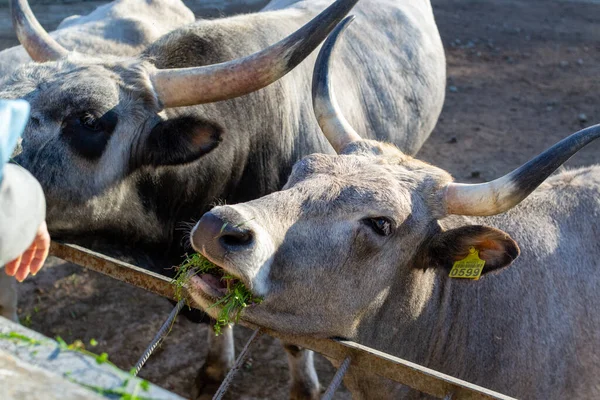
[191,210,255,260]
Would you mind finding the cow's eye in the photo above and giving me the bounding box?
[366,217,394,236]
[79,113,103,131]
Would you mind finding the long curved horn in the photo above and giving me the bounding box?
[445,124,600,216]
[151,0,358,108]
[311,16,362,153]
[11,0,68,62]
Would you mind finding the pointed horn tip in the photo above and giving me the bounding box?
[328,15,356,44]
[343,14,357,25]
[312,14,355,94]
[445,123,600,216]
[324,15,356,47]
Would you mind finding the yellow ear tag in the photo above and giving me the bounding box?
[449,247,485,280]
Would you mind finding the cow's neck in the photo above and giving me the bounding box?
[357,263,493,372]
[353,267,444,362]
[353,250,512,399]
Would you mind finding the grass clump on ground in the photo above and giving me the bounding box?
[172,253,262,334]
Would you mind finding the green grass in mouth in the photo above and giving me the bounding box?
[172,253,262,335]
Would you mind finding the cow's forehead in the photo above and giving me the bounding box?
[289,152,385,179]
[0,55,125,102]
[289,152,422,186]
[284,153,421,216]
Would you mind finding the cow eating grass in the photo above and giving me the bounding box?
[3,0,364,396]
[190,17,600,399]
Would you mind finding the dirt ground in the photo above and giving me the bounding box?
[2,0,599,399]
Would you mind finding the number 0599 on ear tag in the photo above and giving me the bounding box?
[449,247,485,280]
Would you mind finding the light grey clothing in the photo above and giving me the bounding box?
[0,164,46,266]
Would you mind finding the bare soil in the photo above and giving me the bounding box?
[3,0,599,399]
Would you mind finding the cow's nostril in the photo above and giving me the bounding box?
[220,228,253,248]
[192,211,255,255]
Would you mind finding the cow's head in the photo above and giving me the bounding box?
[189,17,600,338]
[2,0,357,232]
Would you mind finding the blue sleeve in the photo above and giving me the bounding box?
[0,100,30,183]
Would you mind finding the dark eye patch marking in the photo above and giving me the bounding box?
[61,109,118,160]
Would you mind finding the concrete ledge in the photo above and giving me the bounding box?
[0,317,184,400]
[0,350,105,400]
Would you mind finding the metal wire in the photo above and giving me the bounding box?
[212,329,262,400]
[132,299,186,376]
[321,356,352,400]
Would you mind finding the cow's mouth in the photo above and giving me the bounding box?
[188,266,241,300]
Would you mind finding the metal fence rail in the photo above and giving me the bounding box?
[48,241,516,400]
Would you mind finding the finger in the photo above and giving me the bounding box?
[15,261,30,282]
[30,245,49,275]
[18,243,37,272]
[5,255,22,276]
[31,224,50,275]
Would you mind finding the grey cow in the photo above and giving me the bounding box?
[2,0,445,397]
[191,18,600,399]
[0,0,194,322]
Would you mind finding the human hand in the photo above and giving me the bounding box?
[4,221,50,281]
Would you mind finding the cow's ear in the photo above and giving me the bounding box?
[132,116,222,169]
[416,225,520,277]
